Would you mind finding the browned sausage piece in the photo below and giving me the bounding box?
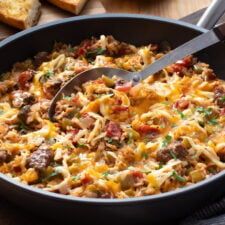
[27,147,52,170]
[156,141,188,163]
[11,90,35,108]
[0,149,10,164]
[214,87,225,108]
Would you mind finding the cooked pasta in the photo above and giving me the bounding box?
[0,35,225,198]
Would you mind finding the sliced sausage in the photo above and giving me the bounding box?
[18,70,35,90]
[157,141,188,163]
[43,79,62,99]
[27,147,52,170]
[0,149,10,164]
[106,121,122,139]
[214,87,225,108]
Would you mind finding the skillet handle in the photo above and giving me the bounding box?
[197,0,225,29]
[214,22,225,40]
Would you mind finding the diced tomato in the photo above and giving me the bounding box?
[74,40,92,57]
[168,56,193,74]
[176,56,192,67]
[174,99,189,110]
[132,171,144,179]
[18,70,35,90]
[112,105,129,112]
[106,121,122,139]
[137,125,159,134]
[71,129,80,135]
[220,108,225,115]
[81,174,93,185]
[115,81,132,92]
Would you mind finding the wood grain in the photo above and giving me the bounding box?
[100,0,212,19]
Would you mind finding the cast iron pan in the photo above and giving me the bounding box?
[0,4,225,225]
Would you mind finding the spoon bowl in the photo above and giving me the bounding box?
[48,67,134,120]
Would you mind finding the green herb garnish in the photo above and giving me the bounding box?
[72,175,80,181]
[162,135,172,147]
[169,150,177,160]
[220,95,225,102]
[102,171,109,177]
[76,142,88,148]
[196,107,212,116]
[0,110,4,115]
[141,152,148,159]
[39,70,54,83]
[208,118,218,125]
[86,48,106,62]
[63,96,72,100]
[177,110,186,119]
[42,171,59,182]
[172,171,186,182]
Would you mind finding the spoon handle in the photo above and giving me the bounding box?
[135,22,225,82]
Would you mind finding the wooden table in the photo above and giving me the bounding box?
[100,0,212,19]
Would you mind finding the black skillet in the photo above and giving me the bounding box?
[0,1,225,224]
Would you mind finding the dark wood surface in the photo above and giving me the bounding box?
[0,8,224,225]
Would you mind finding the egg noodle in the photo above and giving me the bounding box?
[0,35,225,198]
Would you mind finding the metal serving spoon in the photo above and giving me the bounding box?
[48,22,225,120]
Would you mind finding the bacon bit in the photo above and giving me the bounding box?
[106,121,122,139]
[71,96,80,105]
[132,171,144,179]
[18,70,35,90]
[168,56,193,74]
[112,105,129,112]
[115,98,122,105]
[220,108,225,115]
[176,56,192,67]
[115,80,132,92]
[71,129,80,135]
[136,125,159,134]
[74,40,92,58]
[81,174,93,185]
[174,99,189,110]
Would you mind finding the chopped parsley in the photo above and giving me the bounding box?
[169,150,177,160]
[220,95,225,102]
[196,107,212,117]
[63,96,72,100]
[72,175,80,181]
[177,110,186,119]
[86,48,106,62]
[42,171,59,182]
[141,152,148,159]
[39,70,54,83]
[102,171,110,177]
[162,135,172,147]
[208,118,218,125]
[172,171,186,183]
[107,138,121,147]
[76,142,88,148]
[0,110,4,115]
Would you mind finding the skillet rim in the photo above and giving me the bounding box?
[0,13,222,205]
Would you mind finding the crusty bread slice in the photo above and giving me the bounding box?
[0,0,41,30]
[47,0,88,15]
